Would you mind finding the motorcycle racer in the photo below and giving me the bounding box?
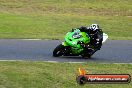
[72,24,103,56]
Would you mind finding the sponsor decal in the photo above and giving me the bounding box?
[76,68,131,85]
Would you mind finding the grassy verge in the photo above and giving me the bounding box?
[0,13,131,40]
[0,61,132,88]
[0,0,132,40]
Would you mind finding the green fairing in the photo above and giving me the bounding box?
[62,29,90,54]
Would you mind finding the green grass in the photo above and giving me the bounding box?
[0,1,131,88]
[0,0,132,40]
[0,61,132,88]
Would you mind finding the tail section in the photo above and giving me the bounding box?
[102,33,108,43]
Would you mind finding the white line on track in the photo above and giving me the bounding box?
[113,63,132,64]
[45,61,58,63]
[0,60,132,64]
[21,39,42,40]
[0,60,23,61]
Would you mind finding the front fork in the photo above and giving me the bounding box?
[61,42,71,56]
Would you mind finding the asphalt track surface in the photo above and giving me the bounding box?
[0,39,132,63]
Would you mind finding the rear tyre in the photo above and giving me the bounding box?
[81,54,91,59]
[81,47,93,59]
[53,44,65,57]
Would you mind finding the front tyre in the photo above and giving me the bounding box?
[53,44,65,57]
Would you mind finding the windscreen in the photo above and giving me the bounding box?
[72,29,82,39]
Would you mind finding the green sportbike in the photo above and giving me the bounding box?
[53,29,108,58]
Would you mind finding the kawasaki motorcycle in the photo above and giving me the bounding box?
[53,29,108,58]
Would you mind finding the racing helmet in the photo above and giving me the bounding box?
[90,24,100,31]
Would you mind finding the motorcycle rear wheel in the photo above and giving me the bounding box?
[81,48,93,59]
[81,54,91,59]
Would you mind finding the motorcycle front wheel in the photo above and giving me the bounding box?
[53,44,66,57]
